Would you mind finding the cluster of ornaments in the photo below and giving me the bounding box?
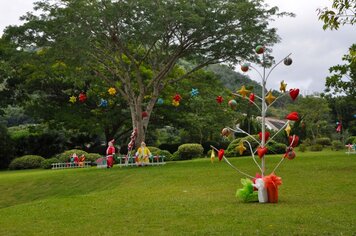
[69,87,117,108]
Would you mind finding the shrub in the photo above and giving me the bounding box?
[299,144,307,152]
[310,144,323,151]
[147,146,161,154]
[176,143,204,160]
[345,136,356,144]
[41,158,60,169]
[56,149,89,162]
[85,153,102,163]
[172,151,180,161]
[267,142,287,154]
[331,140,343,151]
[158,143,181,154]
[0,124,15,169]
[225,135,259,157]
[315,137,331,147]
[157,150,173,161]
[9,155,45,170]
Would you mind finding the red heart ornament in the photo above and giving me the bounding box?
[258,131,270,141]
[289,89,299,101]
[218,149,224,161]
[288,135,299,147]
[257,147,268,159]
[286,112,299,121]
[249,93,255,104]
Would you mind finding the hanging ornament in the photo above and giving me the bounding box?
[173,94,182,102]
[285,123,292,136]
[249,93,255,104]
[190,88,199,97]
[221,128,231,137]
[284,57,293,66]
[228,99,237,109]
[172,100,180,107]
[286,112,299,121]
[241,63,249,72]
[69,96,77,103]
[258,131,270,142]
[280,80,287,93]
[210,149,215,163]
[257,146,268,159]
[238,85,250,98]
[99,99,108,107]
[216,96,224,104]
[237,142,247,155]
[265,91,276,105]
[336,122,342,133]
[142,111,148,119]
[218,149,224,161]
[78,92,87,102]
[157,98,164,105]
[289,88,299,101]
[284,147,296,160]
[108,87,117,96]
[255,45,265,54]
[288,135,299,147]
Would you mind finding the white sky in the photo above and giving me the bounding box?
[0,0,355,94]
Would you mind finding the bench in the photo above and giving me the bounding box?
[51,161,92,169]
[115,155,166,167]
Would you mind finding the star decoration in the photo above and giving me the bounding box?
[216,96,224,104]
[108,87,117,96]
[210,149,215,163]
[99,99,108,107]
[69,96,77,103]
[238,85,250,98]
[190,88,199,97]
[285,123,291,137]
[78,92,87,102]
[280,80,287,93]
[237,142,247,155]
[265,91,276,105]
[172,100,180,107]
[173,94,182,102]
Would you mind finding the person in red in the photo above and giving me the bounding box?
[106,139,116,168]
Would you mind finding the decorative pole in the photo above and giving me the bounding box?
[212,45,299,204]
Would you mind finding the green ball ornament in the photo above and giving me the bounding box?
[255,45,265,54]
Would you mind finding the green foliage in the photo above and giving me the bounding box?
[268,142,287,154]
[85,153,101,163]
[299,144,307,152]
[317,0,356,30]
[331,140,344,151]
[310,144,323,152]
[156,150,173,162]
[346,136,356,144]
[176,143,204,160]
[41,158,60,169]
[0,124,14,169]
[9,155,45,170]
[315,137,332,146]
[56,149,88,163]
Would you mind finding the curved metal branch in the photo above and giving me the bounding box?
[249,65,264,81]
[265,53,292,83]
[232,92,262,112]
[266,93,288,110]
[227,127,260,145]
[242,140,262,172]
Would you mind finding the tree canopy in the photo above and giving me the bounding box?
[3,0,291,145]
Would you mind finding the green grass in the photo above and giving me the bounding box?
[0,150,355,235]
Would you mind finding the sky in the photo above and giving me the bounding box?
[0,0,355,95]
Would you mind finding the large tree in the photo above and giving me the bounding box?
[4,0,290,145]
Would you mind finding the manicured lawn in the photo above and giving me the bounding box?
[0,150,355,235]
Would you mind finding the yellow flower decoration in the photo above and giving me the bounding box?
[285,123,291,137]
[265,91,276,105]
[69,96,77,103]
[237,142,247,155]
[238,85,250,98]
[280,80,287,93]
[108,87,117,96]
[172,100,180,107]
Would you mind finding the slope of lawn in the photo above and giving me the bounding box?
[0,150,355,235]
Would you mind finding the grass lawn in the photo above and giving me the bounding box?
[0,150,355,235]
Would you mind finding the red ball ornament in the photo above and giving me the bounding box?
[255,45,265,54]
[241,63,249,72]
